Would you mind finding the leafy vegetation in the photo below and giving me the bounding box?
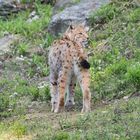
[0,2,52,118]
[0,97,139,140]
[0,3,52,45]
[89,0,140,101]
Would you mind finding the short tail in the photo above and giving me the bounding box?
[80,59,90,69]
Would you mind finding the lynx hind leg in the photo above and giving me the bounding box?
[54,70,68,113]
[65,75,76,107]
[78,70,91,113]
[50,72,58,112]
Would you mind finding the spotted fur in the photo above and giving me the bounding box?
[48,24,91,113]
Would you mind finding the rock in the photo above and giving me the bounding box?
[124,48,134,59]
[0,34,20,55]
[27,11,39,23]
[0,0,20,3]
[40,0,56,5]
[38,81,49,89]
[15,56,26,62]
[48,0,110,36]
[123,96,129,100]
[53,0,77,15]
[0,0,24,19]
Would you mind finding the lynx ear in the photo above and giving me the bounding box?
[65,24,74,33]
[81,21,86,26]
[81,21,89,31]
[70,25,74,29]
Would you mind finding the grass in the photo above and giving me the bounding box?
[0,2,52,119]
[89,0,140,101]
[0,120,28,139]
[0,3,52,45]
[0,77,50,118]
[0,97,139,140]
[72,0,81,4]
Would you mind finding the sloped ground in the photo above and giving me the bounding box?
[89,0,140,101]
[0,0,140,140]
[0,97,140,140]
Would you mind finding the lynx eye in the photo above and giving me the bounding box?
[79,33,82,35]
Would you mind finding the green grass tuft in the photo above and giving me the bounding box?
[89,0,140,101]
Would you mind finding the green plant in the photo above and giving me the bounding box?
[89,4,120,26]
[28,86,39,101]
[107,59,128,75]
[17,43,29,56]
[30,54,49,77]
[43,33,54,48]
[128,8,140,22]
[39,85,51,101]
[0,4,52,41]
[32,54,46,66]
[135,29,140,47]
[126,63,140,90]
[0,94,9,113]
[88,0,140,101]
[21,0,34,3]
[52,131,69,140]
[10,121,27,138]
[72,0,80,4]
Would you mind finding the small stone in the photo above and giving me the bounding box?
[27,11,39,23]
[123,96,129,100]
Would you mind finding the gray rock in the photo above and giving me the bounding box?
[0,34,19,55]
[48,0,110,36]
[27,11,39,23]
[53,0,77,15]
[0,0,20,4]
[0,0,23,19]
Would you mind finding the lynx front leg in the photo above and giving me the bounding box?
[78,69,91,113]
[50,72,58,112]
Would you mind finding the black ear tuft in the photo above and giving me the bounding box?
[80,59,90,69]
[70,25,74,29]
